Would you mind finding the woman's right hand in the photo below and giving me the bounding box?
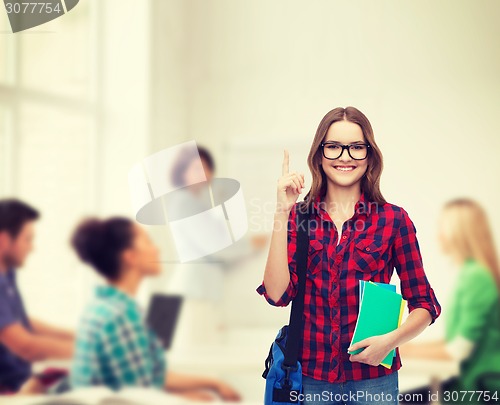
[276,149,305,214]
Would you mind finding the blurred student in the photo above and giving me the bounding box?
[400,198,500,403]
[70,217,241,402]
[0,199,74,394]
[165,145,267,347]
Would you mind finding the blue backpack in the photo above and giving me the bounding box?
[262,207,310,404]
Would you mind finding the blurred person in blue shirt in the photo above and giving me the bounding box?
[0,199,74,394]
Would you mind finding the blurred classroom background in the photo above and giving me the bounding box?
[1,0,500,401]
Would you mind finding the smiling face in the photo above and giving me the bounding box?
[321,120,369,188]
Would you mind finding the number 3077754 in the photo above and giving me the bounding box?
[5,2,63,15]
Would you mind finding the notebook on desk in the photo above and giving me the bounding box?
[146,294,184,350]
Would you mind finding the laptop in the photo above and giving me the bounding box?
[146,294,183,349]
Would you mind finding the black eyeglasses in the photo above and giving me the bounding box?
[320,142,371,160]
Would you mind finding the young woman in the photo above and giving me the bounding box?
[400,198,500,404]
[257,106,442,405]
[69,217,241,402]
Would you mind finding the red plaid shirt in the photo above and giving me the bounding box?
[257,191,441,382]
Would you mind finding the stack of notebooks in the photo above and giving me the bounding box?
[347,281,406,369]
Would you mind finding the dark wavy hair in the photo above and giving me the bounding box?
[71,217,134,281]
[0,199,40,238]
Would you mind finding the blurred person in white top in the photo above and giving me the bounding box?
[162,145,267,348]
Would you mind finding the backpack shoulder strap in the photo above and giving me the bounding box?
[282,203,310,370]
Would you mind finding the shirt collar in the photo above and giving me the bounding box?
[312,190,371,219]
[95,284,136,307]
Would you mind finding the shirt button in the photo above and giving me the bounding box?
[365,247,370,251]
[342,235,347,240]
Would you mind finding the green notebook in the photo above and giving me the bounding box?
[348,281,405,368]
[359,280,396,303]
[359,280,397,359]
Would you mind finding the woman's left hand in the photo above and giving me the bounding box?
[348,334,396,367]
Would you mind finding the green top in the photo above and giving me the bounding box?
[445,257,500,394]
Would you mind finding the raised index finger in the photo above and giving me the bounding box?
[282,149,289,176]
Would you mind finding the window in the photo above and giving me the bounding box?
[0,1,100,327]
